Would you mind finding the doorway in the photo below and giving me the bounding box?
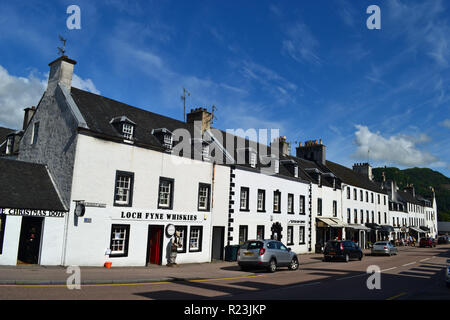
[17,217,43,264]
[146,225,164,265]
[211,226,224,261]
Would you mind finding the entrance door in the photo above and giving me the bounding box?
[211,227,225,261]
[17,217,43,264]
[147,225,164,265]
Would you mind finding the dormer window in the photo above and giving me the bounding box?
[152,128,173,151]
[110,116,136,142]
[202,143,210,160]
[294,166,298,178]
[122,123,134,140]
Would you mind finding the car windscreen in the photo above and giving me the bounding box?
[325,241,340,249]
[374,242,387,245]
[241,241,263,250]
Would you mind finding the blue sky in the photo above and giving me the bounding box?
[0,0,449,176]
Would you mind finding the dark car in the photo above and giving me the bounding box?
[438,236,449,244]
[323,240,363,262]
[419,237,436,248]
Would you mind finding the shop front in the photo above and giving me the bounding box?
[409,226,426,242]
[345,224,371,249]
[379,225,395,242]
[315,217,345,253]
[365,223,382,247]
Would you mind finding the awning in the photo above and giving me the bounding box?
[380,225,395,233]
[317,217,346,228]
[420,226,430,232]
[409,226,426,233]
[345,224,371,231]
[365,223,382,230]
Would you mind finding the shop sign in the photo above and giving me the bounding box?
[0,208,66,218]
[288,220,306,225]
[119,211,198,222]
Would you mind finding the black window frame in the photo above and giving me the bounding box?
[273,190,281,213]
[287,193,295,214]
[197,183,211,212]
[360,190,363,202]
[317,198,322,216]
[299,226,305,244]
[256,225,265,240]
[257,189,266,212]
[240,187,250,212]
[347,187,351,199]
[239,225,248,245]
[354,188,357,200]
[0,214,6,255]
[333,200,337,217]
[175,225,188,253]
[113,170,135,207]
[188,226,203,253]
[158,177,175,210]
[31,121,40,145]
[287,226,294,245]
[109,224,130,258]
[299,195,306,215]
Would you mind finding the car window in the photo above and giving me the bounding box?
[242,241,263,250]
[343,241,353,247]
[267,242,277,249]
[279,243,288,251]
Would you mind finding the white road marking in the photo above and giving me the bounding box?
[420,258,430,262]
[336,273,367,281]
[381,267,397,272]
[402,262,416,267]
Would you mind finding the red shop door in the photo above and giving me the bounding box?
[147,226,163,265]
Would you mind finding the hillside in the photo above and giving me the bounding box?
[372,167,450,222]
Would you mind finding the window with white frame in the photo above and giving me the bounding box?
[122,123,134,140]
[287,226,293,245]
[299,226,305,244]
[163,133,173,149]
[158,177,174,209]
[198,184,210,211]
[114,171,134,206]
[240,187,249,211]
[31,122,39,145]
[189,226,202,252]
[273,190,281,213]
[287,193,294,214]
[257,189,265,212]
[109,224,130,257]
[250,152,257,168]
[176,226,187,253]
[5,136,13,154]
[294,166,298,178]
[299,195,305,215]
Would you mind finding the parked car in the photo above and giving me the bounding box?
[419,237,436,248]
[438,236,449,244]
[237,239,299,272]
[323,240,363,262]
[371,241,398,256]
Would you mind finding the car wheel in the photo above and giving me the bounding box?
[268,259,277,273]
[289,257,299,270]
[324,256,330,262]
[344,254,350,262]
[358,253,363,261]
[240,266,250,271]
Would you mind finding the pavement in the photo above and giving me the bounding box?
[0,246,423,285]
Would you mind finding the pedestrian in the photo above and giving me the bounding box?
[167,231,181,266]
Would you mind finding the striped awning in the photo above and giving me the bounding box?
[316,217,346,228]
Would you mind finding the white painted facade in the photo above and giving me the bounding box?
[228,166,312,254]
[62,133,230,266]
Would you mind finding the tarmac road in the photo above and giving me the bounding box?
[0,244,448,300]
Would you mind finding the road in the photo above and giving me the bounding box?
[0,245,448,300]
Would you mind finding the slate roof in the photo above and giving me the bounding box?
[0,126,15,143]
[0,159,66,211]
[326,160,387,194]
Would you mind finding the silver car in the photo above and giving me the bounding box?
[237,239,299,272]
[371,241,398,256]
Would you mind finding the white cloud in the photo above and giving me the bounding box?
[439,119,450,128]
[352,125,439,167]
[0,65,100,129]
[0,65,46,129]
[282,23,321,66]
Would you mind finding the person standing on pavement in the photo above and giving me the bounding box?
[167,231,181,266]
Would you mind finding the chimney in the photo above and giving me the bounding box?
[186,108,211,134]
[404,185,415,198]
[271,136,290,156]
[47,55,77,93]
[352,162,373,181]
[296,139,326,165]
[22,106,36,130]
